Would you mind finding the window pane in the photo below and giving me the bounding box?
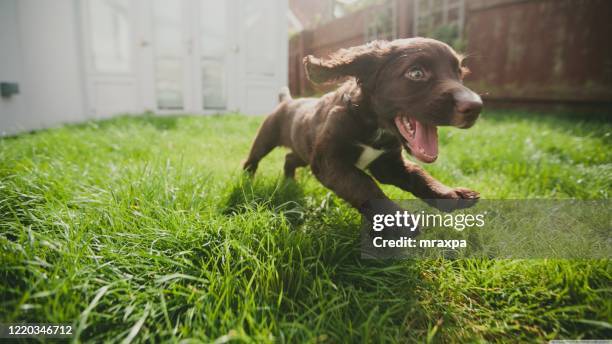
[245,0,276,77]
[155,58,183,109]
[200,1,227,109]
[200,1,226,57]
[153,0,183,109]
[201,59,226,109]
[89,0,131,73]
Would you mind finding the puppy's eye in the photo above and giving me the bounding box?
[405,67,426,81]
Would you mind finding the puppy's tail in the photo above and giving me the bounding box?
[278,86,292,103]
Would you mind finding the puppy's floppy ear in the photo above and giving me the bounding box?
[303,40,392,85]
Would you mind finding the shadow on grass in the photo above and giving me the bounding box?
[222,174,306,226]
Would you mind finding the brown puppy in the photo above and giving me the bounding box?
[243,38,482,218]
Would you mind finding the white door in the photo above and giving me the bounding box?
[148,0,191,112]
[195,1,235,112]
[82,0,286,117]
[81,0,140,118]
[147,0,234,113]
[147,0,286,115]
[237,0,288,115]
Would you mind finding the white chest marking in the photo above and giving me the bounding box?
[355,144,385,170]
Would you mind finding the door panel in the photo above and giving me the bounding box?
[237,0,287,115]
[244,0,276,78]
[88,0,131,73]
[152,0,185,110]
[83,0,139,118]
[198,0,229,110]
[92,81,137,115]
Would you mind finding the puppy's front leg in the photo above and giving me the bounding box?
[369,152,479,209]
[311,156,402,217]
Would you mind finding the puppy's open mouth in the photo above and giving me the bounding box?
[394,116,438,163]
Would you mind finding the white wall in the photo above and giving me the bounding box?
[0,0,289,135]
[0,0,86,135]
[0,0,27,135]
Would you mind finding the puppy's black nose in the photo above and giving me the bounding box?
[457,100,482,116]
[456,100,483,117]
[454,90,483,116]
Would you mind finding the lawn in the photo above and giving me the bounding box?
[0,110,611,342]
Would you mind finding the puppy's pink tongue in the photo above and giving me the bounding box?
[394,116,438,163]
[414,120,438,161]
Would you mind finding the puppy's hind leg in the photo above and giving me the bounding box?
[243,112,282,174]
[283,152,307,179]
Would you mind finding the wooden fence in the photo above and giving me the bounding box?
[289,0,612,110]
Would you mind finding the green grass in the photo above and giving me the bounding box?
[0,111,611,342]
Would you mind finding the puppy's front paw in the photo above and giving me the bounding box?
[448,187,480,200]
[429,187,479,212]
